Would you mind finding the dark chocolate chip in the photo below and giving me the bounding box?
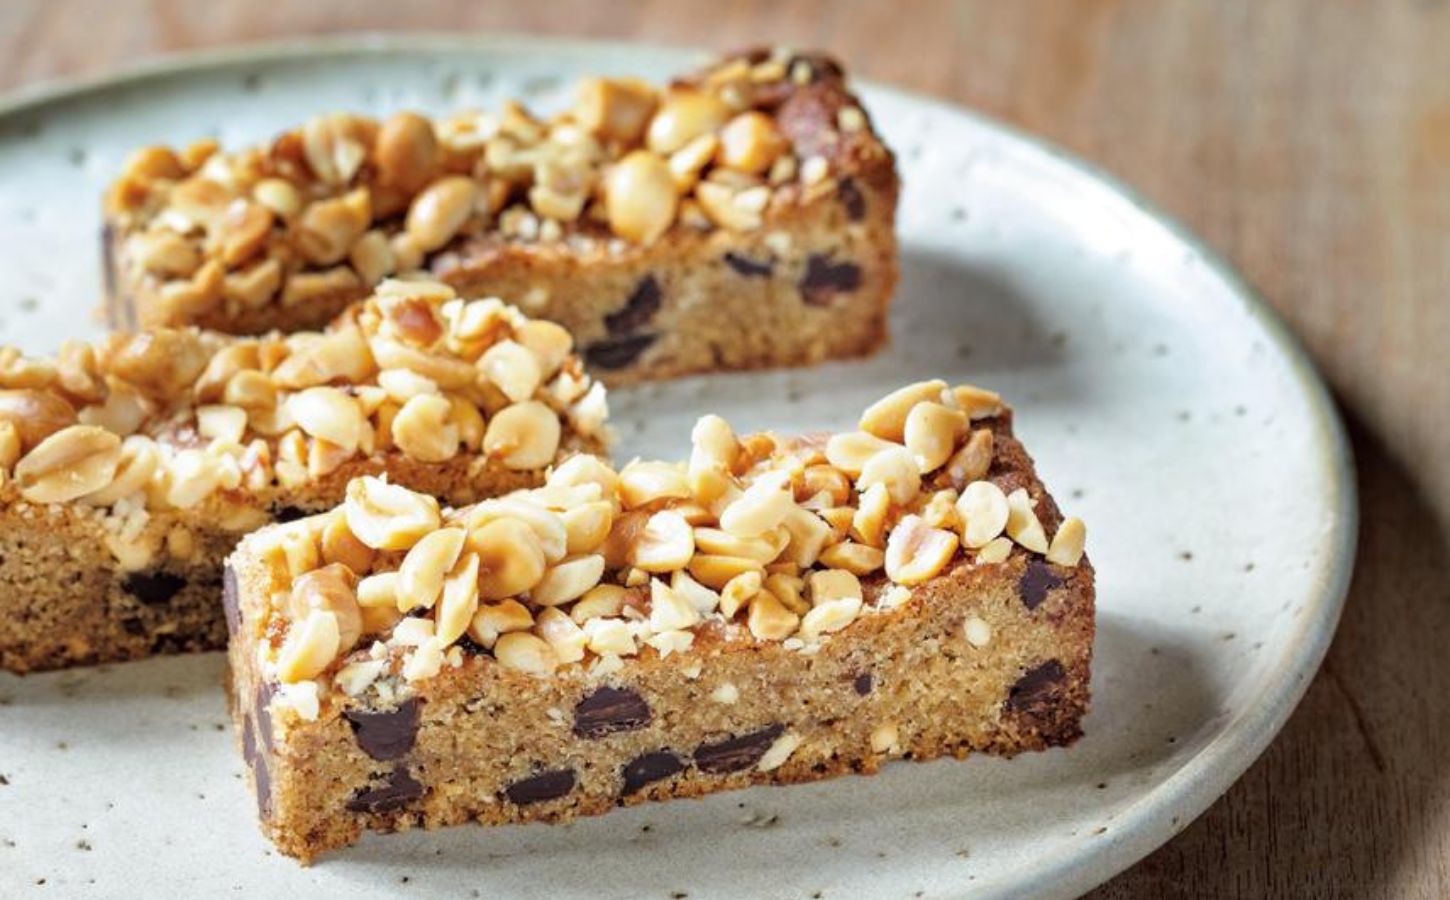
[573,687,651,739]
[346,766,425,814]
[344,698,422,761]
[455,633,488,656]
[121,571,187,605]
[838,177,866,221]
[271,505,308,523]
[852,673,874,696]
[1018,559,1064,611]
[505,768,576,805]
[1005,660,1068,717]
[799,255,863,306]
[222,566,240,635]
[585,333,657,370]
[694,725,785,774]
[723,252,774,278]
[604,275,662,334]
[622,751,685,794]
[255,682,275,751]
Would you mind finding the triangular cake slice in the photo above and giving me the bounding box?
[225,381,1093,861]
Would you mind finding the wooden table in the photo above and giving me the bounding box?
[4,1,1446,895]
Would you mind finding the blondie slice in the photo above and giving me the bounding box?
[0,277,607,672]
[102,49,899,385]
[225,381,1091,861]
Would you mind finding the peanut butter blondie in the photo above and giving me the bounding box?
[225,381,1092,862]
[0,277,607,673]
[102,49,899,385]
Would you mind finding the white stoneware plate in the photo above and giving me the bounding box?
[0,35,1355,899]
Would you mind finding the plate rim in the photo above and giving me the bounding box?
[0,32,1358,899]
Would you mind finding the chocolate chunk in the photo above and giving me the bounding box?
[604,275,662,335]
[724,252,774,278]
[222,566,240,635]
[242,716,271,819]
[622,751,685,794]
[852,673,873,696]
[799,255,863,306]
[505,768,576,805]
[585,333,657,370]
[573,687,651,738]
[344,698,422,761]
[255,681,275,751]
[271,505,308,523]
[121,571,186,605]
[1018,560,1064,611]
[1005,660,1068,717]
[694,725,785,774]
[346,767,424,814]
[455,633,488,656]
[838,177,866,221]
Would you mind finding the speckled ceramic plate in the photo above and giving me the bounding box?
[0,35,1354,899]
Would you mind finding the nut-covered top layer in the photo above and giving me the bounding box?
[245,380,1088,716]
[0,277,607,565]
[107,48,886,324]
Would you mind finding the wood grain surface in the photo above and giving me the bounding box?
[2,1,1446,896]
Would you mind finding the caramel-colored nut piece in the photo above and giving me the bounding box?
[217,201,275,268]
[298,189,370,266]
[646,90,729,155]
[671,569,721,615]
[949,383,1005,419]
[470,517,548,599]
[975,536,1015,565]
[618,459,692,509]
[747,589,799,641]
[494,632,558,676]
[692,527,786,564]
[956,480,1010,549]
[765,572,809,616]
[271,327,376,390]
[435,551,481,645]
[1046,517,1087,566]
[397,527,466,613]
[799,595,863,640]
[0,422,22,470]
[1005,488,1050,553]
[630,510,695,573]
[720,470,795,538]
[851,482,891,548]
[871,722,902,755]
[648,578,702,632]
[287,386,364,453]
[904,402,967,474]
[466,499,568,563]
[407,176,478,253]
[807,568,863,604]
[468,598,534,649]
[857,445,921,506]
[14,425,122,504]
[583,616,637,657]
[275,609,341,683]
[349,229,395,287]
[694,181,768,232]
[718,569,762,618]
[81,435,159,506]
[799,464,852,508]
[531,554,606,606]
[860,380,949,442]
[562,500,614,555]
[668,133,719,190]
[717,111,788,175]
[391,393,460,463]
[535,607,587,664]
[884,514,960,585]
[375,111,440,193]
[356,571,400,609]
[570,583,628,624]
[688,554,764,590]
[605,150,679,244]
[102,330,208,400]
[548,453,619,499]
[575,77,658,143]
[817,541,885,576]
[196,404,248,444]
[320,512,375,574]
[0,389,78,451]
[824,431,897,477]
[513,320,573,380]
[478,339,543,403]
[253,177,302,219]
[302,113,372,185]
[344,476,442,550]
[289,563,363,654]
[483,400,561,470]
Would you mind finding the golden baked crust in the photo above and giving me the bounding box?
[102,49,899,385]
[0,278,607,672]
[225,382,1092,861]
